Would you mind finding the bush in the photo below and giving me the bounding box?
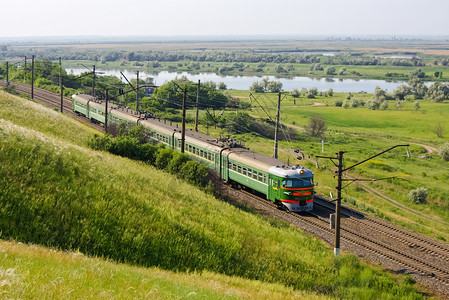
[440,143,449,161]
[408,187,428,204]
[334,99,343,107]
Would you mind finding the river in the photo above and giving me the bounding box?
[66,68,414,93]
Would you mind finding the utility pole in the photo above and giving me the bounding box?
[195,79,200,132]
[136,71,139,114]
[334,151,344,256]
[273,92,281,159]
[6,62,9,85]
[31,55,34,100]
[105,89,109,133]
[92,65,96,97]
[317,144,409,256]
[181,88,186,153]
[59,58,63,113]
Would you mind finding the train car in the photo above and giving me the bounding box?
[72,93,314,211]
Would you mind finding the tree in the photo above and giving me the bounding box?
[338,67,346,75]
[393,84,411,100]
[426,82,449,102]
[408,187,428,204]
[305,117,326,137]
[306,88,318,99]
[325,66,336,75]
[261,77,270,90]
[291,88,300,99]
[434,124,444,138]
[225,112,255,134]
[267,81,283,93]
[410,68,425,79]
[274,64,286,73]
[408,77,428,99]
[218,82,227,90]
[249,81,265,93]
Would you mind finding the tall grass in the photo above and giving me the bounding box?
[0,93,424,298]
[1,240,324,299]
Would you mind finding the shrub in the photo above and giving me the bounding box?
[440,143,449,161]
[334,99,343,107]
[408,187,428,204]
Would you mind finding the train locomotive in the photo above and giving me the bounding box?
[72,93,314,212]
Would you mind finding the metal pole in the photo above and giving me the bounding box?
[31,55,34,100]
[273,92,281,158]
[59,58,63,113]
[92,65,95,97]
[6,62,9,85]
[136,71,139,114]
[181,88,186,153]
[334,151,343,256]
[195,79,200,132]
[105,89,109,133]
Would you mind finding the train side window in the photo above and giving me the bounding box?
[238,165,241,173]
[253,171,258,180]
[200,150,203,157]
[243,167,247,176]
[233,163,236,171]
[192,147,196,154]
[208,153,211,160]
[248,169,252,178]
[259,173,263,182]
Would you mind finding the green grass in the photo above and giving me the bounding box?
[223,90,449,242]
[0,91,425,299]
[0,240,324,299]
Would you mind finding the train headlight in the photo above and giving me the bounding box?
[300,170,305,175]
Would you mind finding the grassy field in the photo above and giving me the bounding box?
[217,90,449,242]
[0,91,426,298]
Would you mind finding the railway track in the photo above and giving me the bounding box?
[238,189,449,296]
[0,80,104,132]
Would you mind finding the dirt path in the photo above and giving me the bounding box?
[412,143,438,154]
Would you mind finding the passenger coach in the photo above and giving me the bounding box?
[72,93,314,211]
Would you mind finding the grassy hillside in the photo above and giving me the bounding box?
[0,91,424,298]
[0,240,324,299]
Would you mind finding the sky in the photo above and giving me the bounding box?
[1,0,449,39]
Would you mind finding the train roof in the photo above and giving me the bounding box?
[72,93,95,102]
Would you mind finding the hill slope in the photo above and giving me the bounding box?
[0,91,423,299]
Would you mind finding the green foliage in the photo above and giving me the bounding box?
[408,187,428,204]
[325,66,336,75]
[410,68,425,79]
[87,127,211,191]
[305,117,326,137]
[225,112,255,134]
[440,143,449,161]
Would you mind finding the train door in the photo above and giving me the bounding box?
[221,155,228,181]
[268,175,281,202]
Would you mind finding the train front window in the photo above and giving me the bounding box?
[282,178,314,188]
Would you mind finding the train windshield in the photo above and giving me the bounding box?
[282,178,314,188]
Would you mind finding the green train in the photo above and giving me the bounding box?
[72,93,314,212]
